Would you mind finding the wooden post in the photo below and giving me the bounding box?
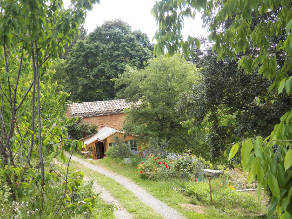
[207,176,213,204]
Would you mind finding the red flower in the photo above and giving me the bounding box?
[168,166,170,169]
[158,162,161,165]
[141,162,144,164]
[165,164,168,168]
[157,156,160,159]
[163,162,166,165]
[195,178,197,182]
[140,171,143,174]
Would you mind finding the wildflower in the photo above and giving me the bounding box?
[140,171,143,174]
[168,166,170,169]
[165,164,168,168]
[141,162,144,164]
[228,185,235,190]
[195,178,197,182]
[158,161,161,165]
[163,162,166,165]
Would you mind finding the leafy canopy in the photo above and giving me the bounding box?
[64,19,153,101]
[153,0,292,217]
[115,54,201,152]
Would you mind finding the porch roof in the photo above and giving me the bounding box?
[83,126,120,145]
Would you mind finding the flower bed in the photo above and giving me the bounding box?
[137,154,211,180]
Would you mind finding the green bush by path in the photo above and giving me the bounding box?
[105,139,132,159]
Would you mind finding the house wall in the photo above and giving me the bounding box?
[85,142,97,159]
[69,113,126,131]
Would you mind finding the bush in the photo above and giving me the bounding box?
[184,181,262,213]
[0,164,114,218]
[137,154,173,180]
[66,118,97,140]
[106,139,132,158]
[172,154,211,179]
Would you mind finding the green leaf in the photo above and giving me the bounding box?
[284,149,292,171]
[286,19,292,33]
[229,143,240,161]
[285,78,291,95]
[60,150,66,162]
[268,173,280,199]
[278,78,286,94]
[241,138,253,168]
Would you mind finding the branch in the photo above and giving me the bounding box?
[15,82,34,111]
[13,52,24,102]
[3,37,12,104]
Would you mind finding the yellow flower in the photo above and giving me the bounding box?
[227,185,235,190]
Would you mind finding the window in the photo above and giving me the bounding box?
[127,140,137,152]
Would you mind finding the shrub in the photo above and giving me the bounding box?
[66,118,97,140]
[106,139,132,158]
[130,156,144,167]
[172,154,211,179]
[0,164,114,218]
[137,154,173,180]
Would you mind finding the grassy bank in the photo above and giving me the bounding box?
[88,157,266,219]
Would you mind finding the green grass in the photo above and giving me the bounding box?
[87,157,266,219]
[69,159,163,219]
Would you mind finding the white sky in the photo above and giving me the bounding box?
[64,0,208,42]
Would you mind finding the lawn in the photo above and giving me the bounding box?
[87,157,267,219]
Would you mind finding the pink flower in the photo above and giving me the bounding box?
[195,178,197,182]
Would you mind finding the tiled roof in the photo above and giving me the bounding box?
[67,99,131,118]
[84,127,120,145]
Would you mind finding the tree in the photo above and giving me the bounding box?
[0,0,98,214]
[64,19,153,101]
[115,54,201,152]
[183,49,292,160]
[153,0,292,216]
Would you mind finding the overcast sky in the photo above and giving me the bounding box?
[64,0,208,42]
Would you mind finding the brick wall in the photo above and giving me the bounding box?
[80,113,126,130]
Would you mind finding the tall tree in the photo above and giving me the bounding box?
[153,0,292,216]
[64,19,153,101]
[0,0,98,212]
[115,54,201,152]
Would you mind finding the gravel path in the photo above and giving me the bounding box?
[71,155,185,219]
[84,177,132,219]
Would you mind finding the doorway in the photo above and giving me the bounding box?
[95,142,105,159]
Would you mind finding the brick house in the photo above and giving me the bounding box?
[66,99,137,159]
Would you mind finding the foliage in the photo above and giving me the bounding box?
[172,154,211,179]
[0,0,99,216]
[105,138,132,159]
[0,164,109,218]
[66,118,97,140]
[153,0,292,217]
[182,49,292,160]
[137,155,173,180]
[63,19,153,101]
[137,153,211,180]
[184,181,262,214]
[115,54,201,152]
